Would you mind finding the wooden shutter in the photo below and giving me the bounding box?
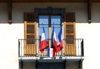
[64,13,76,56]
[24,13,36,57]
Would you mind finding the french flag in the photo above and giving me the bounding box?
[40,27,48,53]
[56,28,63,53]
[47,48,55,57]
[47,26,56,57]
[51,26,58,53]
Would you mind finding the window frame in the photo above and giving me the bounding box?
[38,14,62,48]
[38,14,62,27]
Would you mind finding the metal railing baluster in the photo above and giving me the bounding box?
[18,39,84,58]
[68,39,69,56]
[78,39,79,56]
[81,39,84,56]
[18,40,20,57]
[20,40,22,56]
[31,39,32,57]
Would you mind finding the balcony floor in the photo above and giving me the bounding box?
[18,56,84,62]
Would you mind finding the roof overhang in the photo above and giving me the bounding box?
[0,0,100,3]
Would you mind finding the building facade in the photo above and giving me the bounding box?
[0,1,100,69]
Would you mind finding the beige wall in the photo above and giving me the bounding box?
[0,3,100,69]
[0,3,8,23]
[66,62,79,69]
[0,3,100,23]
[12,3,87,23]
[23,63,35,69]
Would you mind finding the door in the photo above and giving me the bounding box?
[24,13,36,57]
[64,13,76,56]
[39,15,61,56]
[37,62,65,69]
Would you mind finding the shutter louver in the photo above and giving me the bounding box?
[64,13,75,22]
[64,13,76,56]
[25,13,36,22]
[24,13,36,57]
[27,25,35,33]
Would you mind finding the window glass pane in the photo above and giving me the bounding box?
[39,15,61,48]
[39,25,48,27]
[39,16,49,25]
[51,25,60,27]
[39,27,49,40]
[51,27,60,39]
[39,16,49,44]
[51,16,61,38]
[51,16,61,24]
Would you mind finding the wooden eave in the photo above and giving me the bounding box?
[0,0,100,3]
[2,0,95,23]
[8,0,12,24]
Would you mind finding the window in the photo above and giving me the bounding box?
[51,16,61,37]
[39,16,49,40]
[39,15,61,48]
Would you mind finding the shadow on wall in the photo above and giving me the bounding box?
[0,3,100,23]
[1,18,100,23]
[0,11,100,23]
[19,62,79,69]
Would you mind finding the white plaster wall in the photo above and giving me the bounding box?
[76,23,100,69]
[0,23,100,69]
[0,24,24,69]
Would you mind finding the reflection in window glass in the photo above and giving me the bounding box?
[39,16,49,49]
[39,16,49,25]
[51,16,61,25]
[51,16,61,38]
[39,15,61,48]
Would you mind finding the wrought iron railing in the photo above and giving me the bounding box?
[63,39,84,57]
[18,39,84,57]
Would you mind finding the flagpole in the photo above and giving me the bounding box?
[42,23,44,56]
[62,23,64,57]
[53,22,58,56]
[42,23,44,28]
[42,23,43,56]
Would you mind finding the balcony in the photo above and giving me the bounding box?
[18,39,84,62]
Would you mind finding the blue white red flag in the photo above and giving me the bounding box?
[56,27,63,53]
[51,26,58,53]
[40,27,48,53]
[47,48,55,57]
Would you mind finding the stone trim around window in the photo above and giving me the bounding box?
[34,7,65,23]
